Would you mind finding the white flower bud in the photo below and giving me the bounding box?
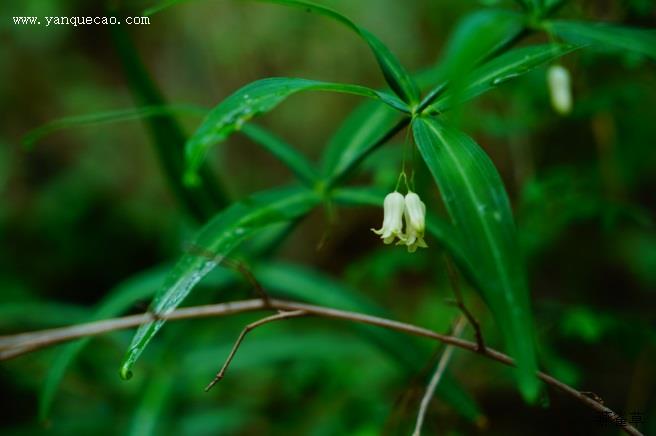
[547,65,572,115]
[372,191,405,244]
[399,192,428,253]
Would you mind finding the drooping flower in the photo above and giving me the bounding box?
[399,191,428,252]
[372,191,405,244]
[547,65,572,115]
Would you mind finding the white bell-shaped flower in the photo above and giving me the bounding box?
[399,191,428,252]
[372,191,405,244]
[547,65,572,115]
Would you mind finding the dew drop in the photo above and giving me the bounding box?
[494,71,525,85]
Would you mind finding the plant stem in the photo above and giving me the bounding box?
[413,316,466,436]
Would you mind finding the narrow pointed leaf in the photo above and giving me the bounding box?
[120,185,320,378]
[321,100,407,185]
[440,9,525,73]
[184,77,406,185]
[321,11,529,185]
[420,9,526,110]
[21,105,207,149]
[253,0,420,104]
[413,117,539,401]
[40,268,167,420]
[548,20,656,60]
[359,27,421,104]
[240,124,318,185]
[428,43,576,113]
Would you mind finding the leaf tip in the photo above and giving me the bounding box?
[519,372,542,404]
[119,365,133,381]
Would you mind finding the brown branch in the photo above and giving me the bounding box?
[0,298,643,436]
[204,309,307,391]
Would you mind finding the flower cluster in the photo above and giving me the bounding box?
[372,191,428,253]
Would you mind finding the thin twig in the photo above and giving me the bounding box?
[0,298,643,436]
[444,256,486,352]
[413,317,466,436]
[204,310,307,391]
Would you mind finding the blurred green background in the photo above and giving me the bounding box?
[1,0,655,434]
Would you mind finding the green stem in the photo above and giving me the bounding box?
[109,24,228,223]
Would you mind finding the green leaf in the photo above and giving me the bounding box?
[420,9,526,110]
[412,117,539,402]
[184,77,407,186]
[440,10,526,72]
[240,124,318,186]
[320,9,536,186]
[120,185,320,379]
[548,20,656,60]
[321,100,407,185]
[39,267,168,420]
[358,27,420,105]
[253,0,420,104]
[427,43,576,113]
[26,103,320,188]
[21,105,207,149]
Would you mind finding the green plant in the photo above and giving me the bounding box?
[6,0,655,434]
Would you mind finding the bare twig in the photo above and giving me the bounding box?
[204,309,307,391]
[413,317,466,436]
[581,391,605,404]
[0,298,643,436]
[444,256,485,352]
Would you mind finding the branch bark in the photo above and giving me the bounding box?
[0,298,643,436]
